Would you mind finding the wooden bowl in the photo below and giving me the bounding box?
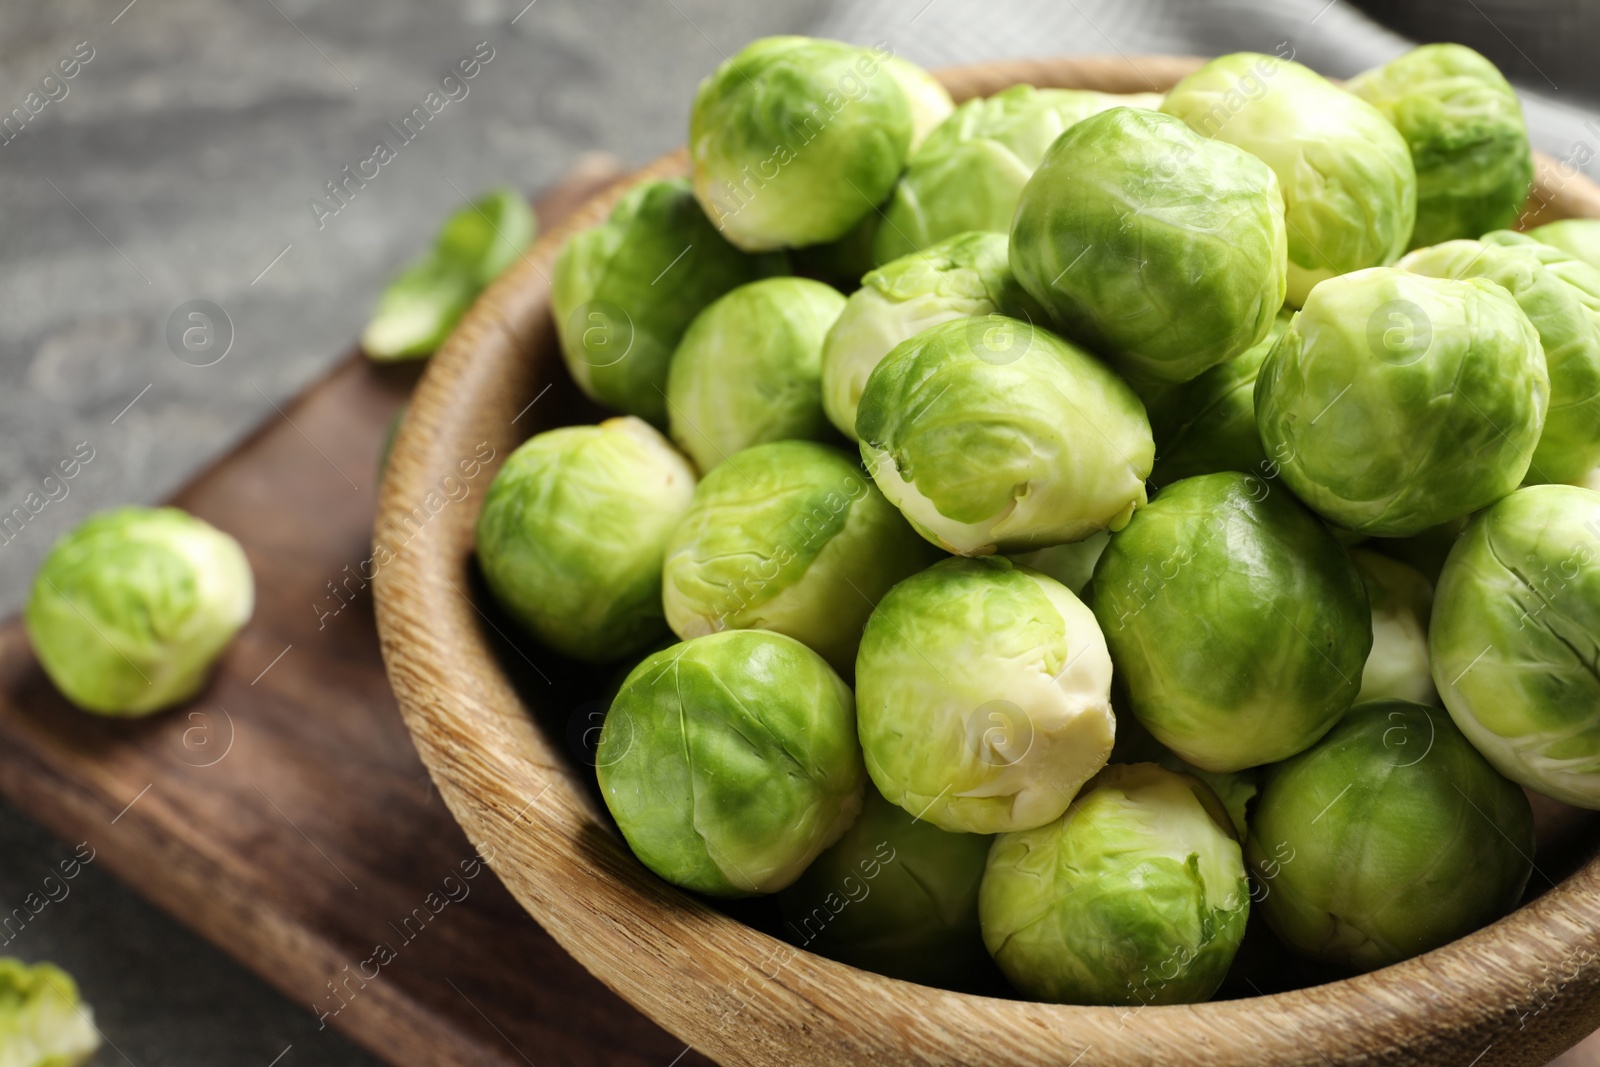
[374,55,1600,1067]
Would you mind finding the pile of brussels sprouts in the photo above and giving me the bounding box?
[477,36,1600,1006]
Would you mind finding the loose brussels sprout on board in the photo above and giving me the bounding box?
[597,630,865,896]
[1255,267,1548,536]
[1162,52,1416,306]
[1089,472,1371,772]
[874,85,1144,265]
[855,557,1115,834]
[362,186,535,360]
[1530,219,1600,272]
[1431,485,1600,807]
[778,787,992,987]
[26,507,254,717]
[820,231,1040,440]
[980,763,1250,1005]
[1348,44,1533,250]
[661,440,937,675]
[690,37,914,251]
[1401,235,1600,485]
[551,178,781,426]
[857,316,1154,554]
[1010,107,1287,386]
[0,958,100,1066]
[1350,549,1438,706]
[476,417,695,663]
[1144,311,1292,487]
[666,277,845,472]
[1248,701,1533,972]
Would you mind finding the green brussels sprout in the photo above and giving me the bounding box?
[551,178,782,426]
[778,787,991,986]
[1348,44,1533,249]
[1529,219,1600,272]
[477,417,695,663]
[690,37,912,251]
[1255,267,1549,536]
[1248,701,1533,971]
[0,958,100,1066]
[980,763,1250,1005]
[1006,529,1110,598]
[857,316,1155,554]
[820,232,1041,439]
[596,629,865,895]
[662,440,936,675]
[883,55,954,151]
[25,507,253,717]
[874,85,1138,265]
[1350,548,1438,705]
[1431,485,1600,807]
[855,557,1115,834]
[1162,52,1416,307]
[1401,235,1600,485]
[1089,472,1371,772]
[1011,107,1286,385]
[1144,311,1292,487]
[666,278,845,471]
[363,187,535,360]
[1585,466,1600,492]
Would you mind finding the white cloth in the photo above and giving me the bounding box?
[811,0,1600,183]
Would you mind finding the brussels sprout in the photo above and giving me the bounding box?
[0,958,100,1066]
[855,557,1115,834]
[1585,466,1600,492]
[1401,235,1600,485]
[778,787,991,986]
[883,55,954,150]
[1255,267,1548,536]
[1431,485,1600,807]
[1162,52,1416,307]
[857,316,1154,555]
[690,37,912,251]
[1248,701,1533,971]
[1348,44,1533,249]
[596,629,865,895]
[363,187,535,360]
[666,278,845,471]
[980,763,1249,1005]
[25,507,253,717]
[1011,108,1285,386]
[1530,219,1600,272]
[1144,312,1292,487]
[1089,472,1371,772]
[477,417,695,663]
[662,440,936,675]
[820,232,1041,439]
[1350,549,1438,705]
[1007,530,1110,598]
[874,85,1137,265]
[551,178,782,426]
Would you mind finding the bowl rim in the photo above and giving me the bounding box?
[373,53,1600,1067]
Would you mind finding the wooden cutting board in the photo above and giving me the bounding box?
[0,159,713,1067]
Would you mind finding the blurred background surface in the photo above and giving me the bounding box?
[0,0,1595,1062]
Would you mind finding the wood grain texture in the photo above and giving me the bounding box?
[373,57,1600,1067]
[0,165,712,1067]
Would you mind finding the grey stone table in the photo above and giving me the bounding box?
[1,0,1597,1064]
